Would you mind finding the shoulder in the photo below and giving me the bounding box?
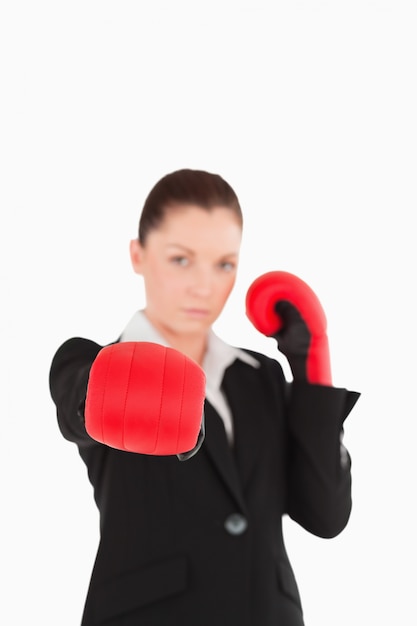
[239,347,282,370]
[51,337,105,365]
[49,337,111,386]
[233,347,287,389]
[49,337,112,405]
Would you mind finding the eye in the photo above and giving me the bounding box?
[218,260,236,272]
[171,255,189,267]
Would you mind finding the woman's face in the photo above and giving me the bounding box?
[130,205,242,341]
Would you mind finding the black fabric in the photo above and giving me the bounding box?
[49,338,359,626]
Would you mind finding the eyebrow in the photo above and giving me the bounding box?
[165,243,239,258]
[165,243,195,255]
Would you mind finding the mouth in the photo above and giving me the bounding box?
[182,308,210,318]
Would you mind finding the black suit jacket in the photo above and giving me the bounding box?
[49,337,359,626]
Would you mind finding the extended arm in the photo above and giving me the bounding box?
[49,337,103,447]
[49,338,206,458]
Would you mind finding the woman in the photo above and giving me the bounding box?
[49,168,359,625]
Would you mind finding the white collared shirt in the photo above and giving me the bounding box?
[120,310,260,445]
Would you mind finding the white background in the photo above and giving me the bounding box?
[1,1,416,624]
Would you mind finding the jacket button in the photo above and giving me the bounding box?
[224,513,248,535]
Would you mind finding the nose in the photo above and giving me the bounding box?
[188,265,214,297]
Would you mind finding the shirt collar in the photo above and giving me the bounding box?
[119,310,260,392]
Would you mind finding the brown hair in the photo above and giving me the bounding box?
[138,169,243,244]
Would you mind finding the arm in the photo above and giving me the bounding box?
[49,337,103,447]
[286,382,359,537]
[50,338,206,458]
[246,271,360,536]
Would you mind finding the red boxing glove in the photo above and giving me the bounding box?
[85,342,206,458]
[245,271,332,385]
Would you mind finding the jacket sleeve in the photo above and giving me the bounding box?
[286,380,360,538]
[49,337,103,447]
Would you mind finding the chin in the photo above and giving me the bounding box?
[181,318,213,334]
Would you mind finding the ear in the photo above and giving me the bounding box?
[129,239,144,275]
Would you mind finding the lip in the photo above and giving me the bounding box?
[183,308,210,317]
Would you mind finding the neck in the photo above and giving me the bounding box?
[144,312,208,366]
[169,335,207,366]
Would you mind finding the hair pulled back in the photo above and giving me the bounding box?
[138,169,242,244]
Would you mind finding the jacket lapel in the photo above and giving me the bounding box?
[221,359,266,489]
[203,400,247,514]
